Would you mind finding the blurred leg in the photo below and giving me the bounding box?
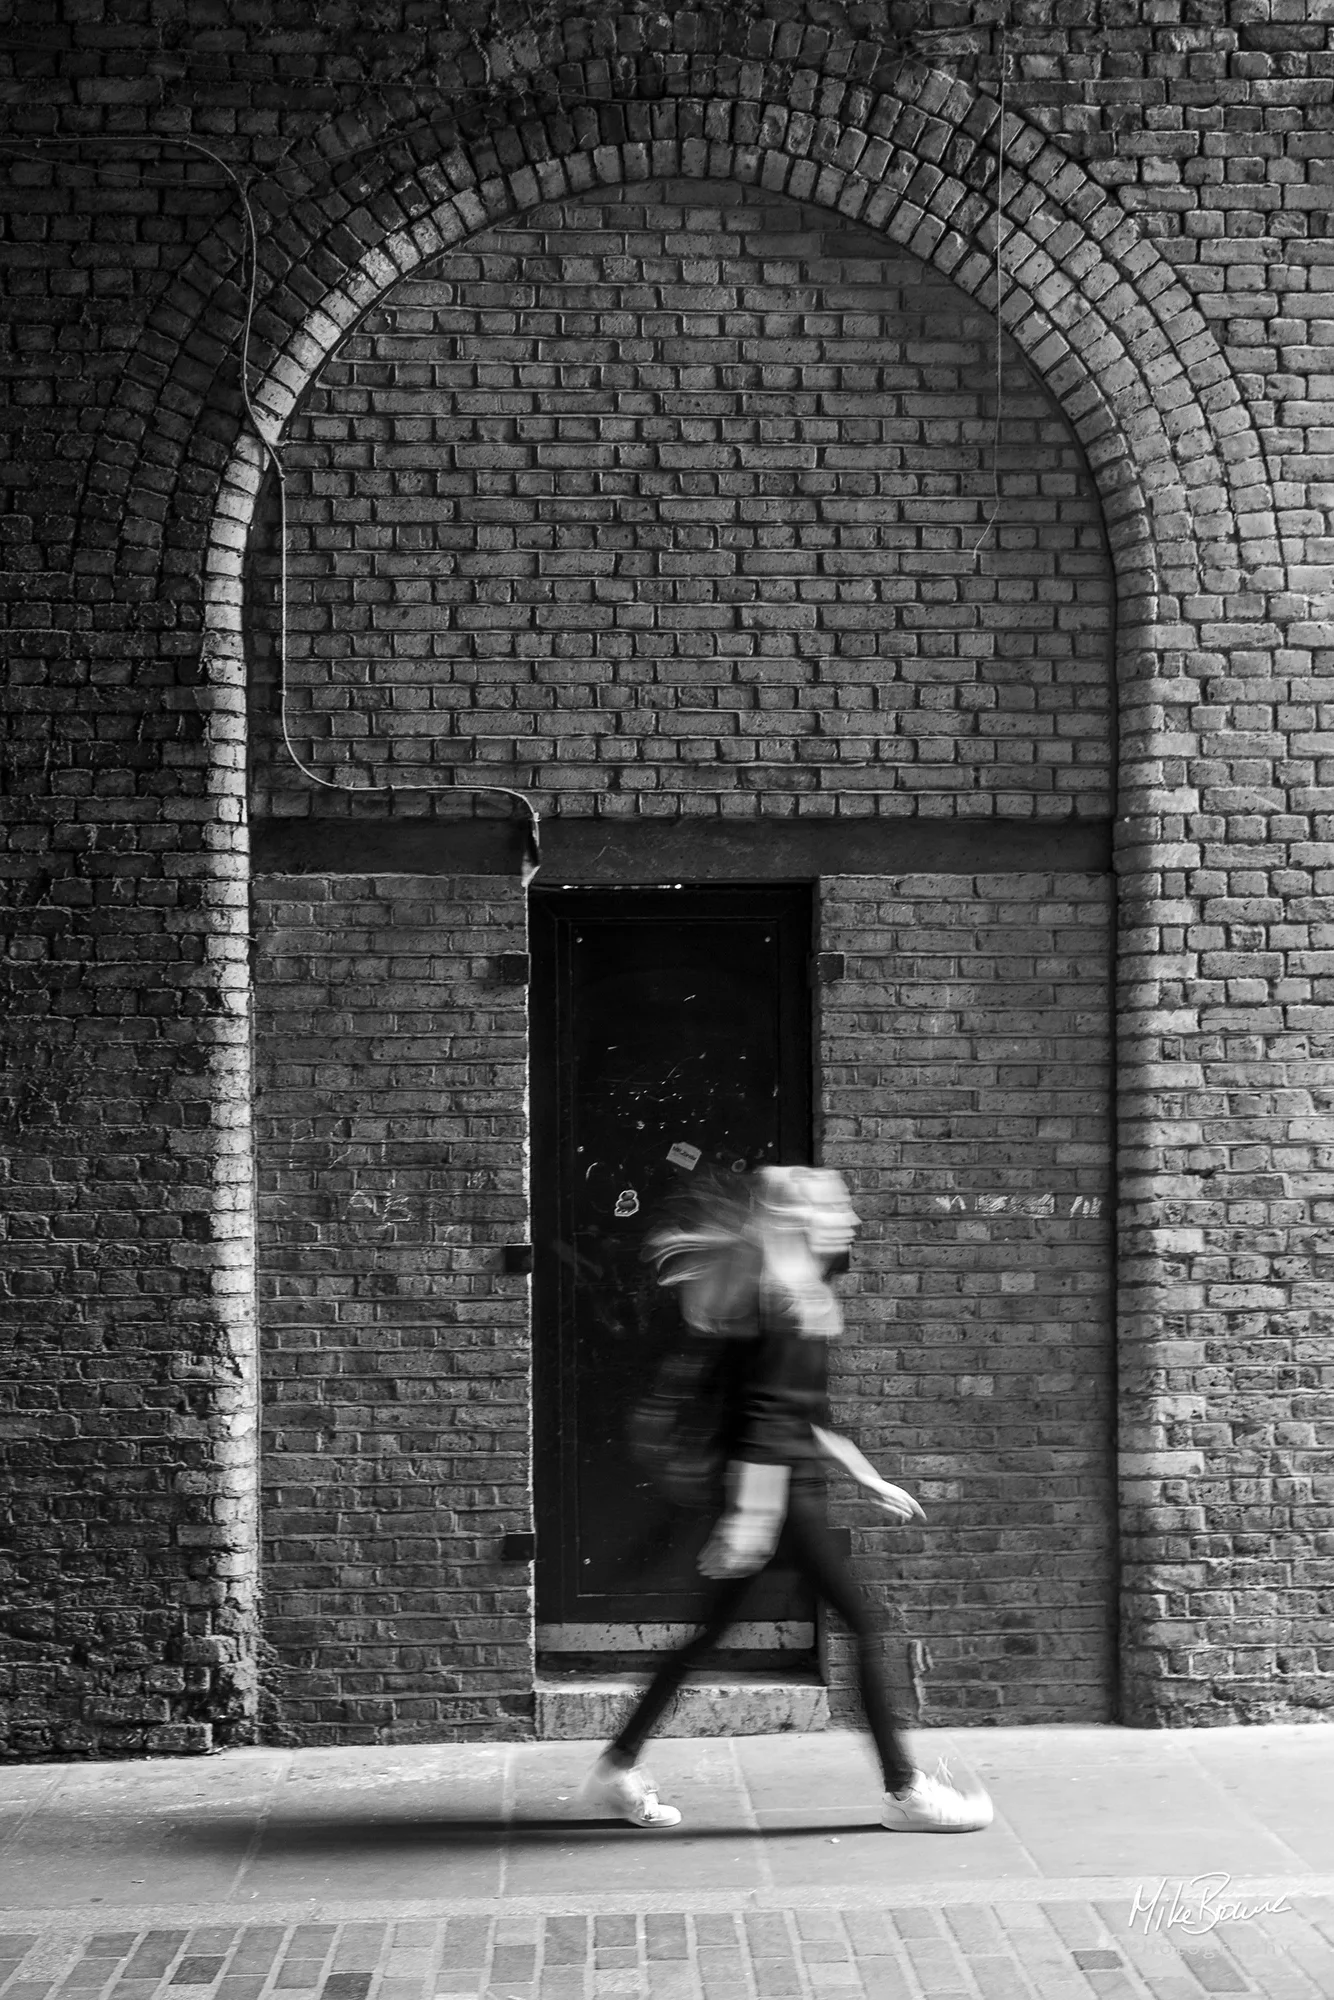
[609,1569,755,1764]
[780,1485,914,1794]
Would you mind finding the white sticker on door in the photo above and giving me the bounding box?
[666,1142,702,1171]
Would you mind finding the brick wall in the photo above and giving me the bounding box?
[251,874,532,1743]
[818,873,1116,1724]
[5,1,1334,1752]
[254,863,1116,1736]
[248,179,1114,825]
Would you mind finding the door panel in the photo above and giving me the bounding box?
[531,888,812,1628]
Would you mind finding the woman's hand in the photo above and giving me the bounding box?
[698,1460,790,1579]
[865,1478,925,1523]
[699,1509,782,1578]
[811,1426,926,1522]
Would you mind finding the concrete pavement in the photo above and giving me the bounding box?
[2,1725,1333,1996]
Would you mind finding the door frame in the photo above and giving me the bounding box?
[528,883,814,1638]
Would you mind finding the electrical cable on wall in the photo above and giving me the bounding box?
[6,66,1015,838]
[3,133,543,886]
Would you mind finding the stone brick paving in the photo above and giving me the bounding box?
[4,1900,1334,2000]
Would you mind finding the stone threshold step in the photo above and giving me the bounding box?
[534,1673,830,1740]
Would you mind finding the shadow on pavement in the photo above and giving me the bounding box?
[168,1814,889,1851]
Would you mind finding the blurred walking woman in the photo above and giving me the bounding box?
[584,1166,993,1835]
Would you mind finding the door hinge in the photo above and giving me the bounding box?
[500,1531,536,1563]
[811,952,845,985]
[497,952,531,984]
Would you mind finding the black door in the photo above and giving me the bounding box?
[531,887,813,1630]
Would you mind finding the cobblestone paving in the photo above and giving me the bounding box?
[3,1901,1334,2000]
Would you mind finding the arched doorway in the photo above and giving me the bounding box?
[94,25,1278,1736]
[245,170,1118,1732]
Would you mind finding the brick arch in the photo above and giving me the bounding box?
[98,39,1275,625]
[114,40,1281,1730]
[194,103,1265,687]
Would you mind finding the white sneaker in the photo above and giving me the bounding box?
[882,1760,993,1833]
[584,1753,682,1829]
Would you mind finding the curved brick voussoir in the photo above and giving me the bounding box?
[126,59,1272,832]
[92,5,1262,589]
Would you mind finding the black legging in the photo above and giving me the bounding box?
[612,1480,914,1795]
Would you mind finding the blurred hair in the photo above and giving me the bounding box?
[751,1164,851,1226]
[642,1174,757,1337]
[644,1164,852,1340]
[751,1165,849,1340]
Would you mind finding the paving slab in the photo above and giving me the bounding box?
[2,1726,1333,2000]
[1175,1730,1334,1875]
[0,1910,1313,2000]
[243,1748,510,1905]
[505,1740,770,1901]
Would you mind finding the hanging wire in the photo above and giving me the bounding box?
[0,132,543,883]
[5,61,1019,831]
[969,29,1010,563]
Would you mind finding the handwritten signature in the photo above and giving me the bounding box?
[1130,1872,1291,1935]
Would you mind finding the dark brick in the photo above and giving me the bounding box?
[488,1957,535,1983]
[644,1918,687,1961]
[692,1921,738,1946]
[541,1921,587,1965]
[226,1936,284,1977]
[1175,1949,1249,1994]
[122,1941,188,1981]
